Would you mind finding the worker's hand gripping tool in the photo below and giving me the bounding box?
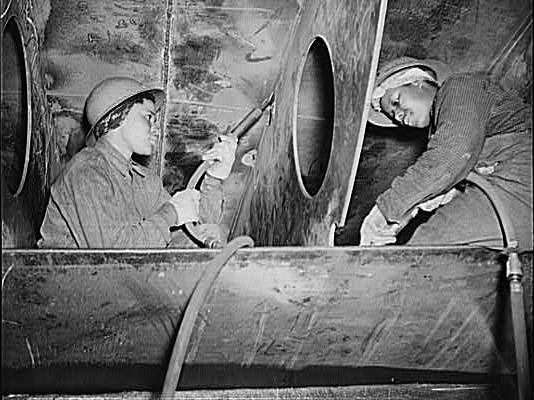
[185,92,274,248]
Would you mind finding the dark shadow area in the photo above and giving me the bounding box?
[2,363,517,396]
[1,17,30,196]
[294,36,335,197]
[1,16,41,248]
[335,123,428,246]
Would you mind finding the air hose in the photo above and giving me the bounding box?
[183,161,221,248]
[161,157,254,396]
[184,92,274,248]
[161,96,274,396]
[466,172,531,400]
[161,235,254,397]
[161,158,254,396]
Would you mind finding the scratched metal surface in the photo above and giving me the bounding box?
[230,0,387,246]
[43,0,168,97]
[40,0,170,179]
[162,0,299,193]
[2,247,531,393]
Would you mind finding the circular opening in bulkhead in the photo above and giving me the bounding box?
[292,36,335,198]
[1,17,32,196]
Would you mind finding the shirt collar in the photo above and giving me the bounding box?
[95,137,147,178]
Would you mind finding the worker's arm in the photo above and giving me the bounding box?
[198,134,238,225]
[376,75,493,224]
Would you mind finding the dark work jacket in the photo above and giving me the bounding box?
[376,73,532,250]
[39,138,223,248]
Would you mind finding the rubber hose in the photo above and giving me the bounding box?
[161,235,254,398]
[187,162,210,191]
[509,256,531,400]
[466,173,517,247]
[184,161,219,248]
[466,172,531,400]
[183,94,272,247]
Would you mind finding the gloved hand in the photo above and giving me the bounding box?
[168,188,200,226]
[188,223,227,248]
[202,134,238,180]
[417,188,459,212]
[360,205,399,246]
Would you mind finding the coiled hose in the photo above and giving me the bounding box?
[466,172,531,400]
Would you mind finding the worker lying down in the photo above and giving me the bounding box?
[361,57,532,251]
[38,77,237,248]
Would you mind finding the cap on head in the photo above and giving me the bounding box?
[368,57,453,128]
[84,77,165,144]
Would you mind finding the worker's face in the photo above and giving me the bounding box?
[121,99,158,156]
[380,82,434,128]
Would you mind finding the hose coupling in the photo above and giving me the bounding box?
[506,252,524,286]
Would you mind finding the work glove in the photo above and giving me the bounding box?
[168,188,200,226]
[188,222,227,248]
[202,134,238,180]
[168,223,226,248]
[360,205,399,246]
[416,188,459,213]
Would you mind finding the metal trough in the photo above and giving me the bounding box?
[2,246,532,397]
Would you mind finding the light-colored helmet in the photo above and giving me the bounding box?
[84,77,165,143]
[368,57,453,128]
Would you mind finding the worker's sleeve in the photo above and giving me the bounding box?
[39,197,79,248]
[376,76,493,223]
[198,175,224,224]
[64,167,178,248]
[149,174,172,210]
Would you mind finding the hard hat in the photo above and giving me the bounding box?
[368,57,454,128]
[84,77,165,142]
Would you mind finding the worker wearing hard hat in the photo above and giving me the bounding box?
[361,57,532,250]
[38,77,237,248]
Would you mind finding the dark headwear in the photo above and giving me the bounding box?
[368,57,453,127]
[84,77,165,144]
